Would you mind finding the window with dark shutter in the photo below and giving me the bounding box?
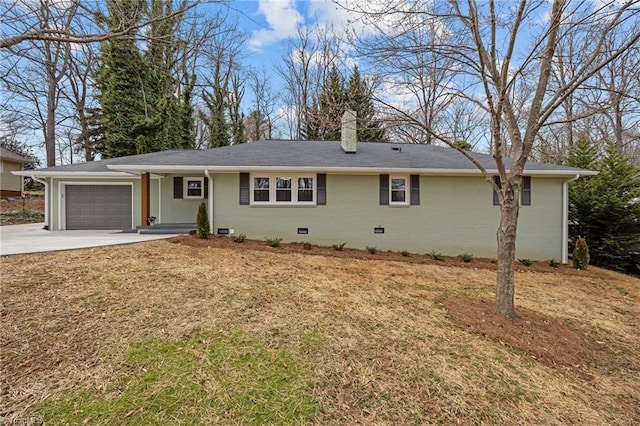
[317,174,326,205]
[410,175,420,205]
[173,176,183,199]
[522,176,531,206]
[492,176,501,205]
[239,173,250,205]
[379,174,389,205]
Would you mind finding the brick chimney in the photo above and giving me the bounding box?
[341,110,357,153]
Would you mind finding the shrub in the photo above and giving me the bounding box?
[266,237,282,248]
[332,242,347,251]
[429,250,443,261]
[366,246,377,254]
[547,258,560,268]
[459,253,474,263]
[303,242,312,250]
[490,258,498,264]
[196,202,209,239]
[518,258,532,266]
[401,250,410,257]
[234,233,247,243]
[573,237,590,270]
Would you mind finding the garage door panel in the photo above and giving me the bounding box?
[66,185,132,230]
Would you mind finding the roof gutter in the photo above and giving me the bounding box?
[105,164,598,178]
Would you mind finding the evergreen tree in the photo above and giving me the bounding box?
[567,138,640,272]
[347,65,386,142]
[97,1,146,158]
[98,0,195,157]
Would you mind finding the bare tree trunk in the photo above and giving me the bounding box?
[46,74,56,167]
[495,182,519,319]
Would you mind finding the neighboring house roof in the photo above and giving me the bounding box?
[15,141,596,177]
[1,147,31,164]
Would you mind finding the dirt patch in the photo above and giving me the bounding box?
[443,296,611,379]
[171,234,616,279]
[0,194,44,225]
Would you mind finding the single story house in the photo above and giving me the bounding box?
[1,147,30,197]
[15,120,594,262]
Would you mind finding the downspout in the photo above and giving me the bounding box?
[562,175,580,264]
[204,170,213,233]
[32,176,49,230]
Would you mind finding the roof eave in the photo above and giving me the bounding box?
[106,164,595,177]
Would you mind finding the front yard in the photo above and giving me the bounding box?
[1,238,639,424]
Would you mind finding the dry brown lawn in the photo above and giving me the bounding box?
[1,236,639,424]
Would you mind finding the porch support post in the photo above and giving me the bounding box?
[141,172,150,226]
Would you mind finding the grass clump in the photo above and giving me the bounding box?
[459,253,474,263]
[332,242,347,251]
[234,233,247,243]
[547,258,560,268]
[518,258,532,267]
[266,237,283,248]
[401,250,410,257]
[429,250,443,261]
[366,246,377,254]
[35,332,319,424]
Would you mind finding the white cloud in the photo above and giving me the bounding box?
[248,0,304,51]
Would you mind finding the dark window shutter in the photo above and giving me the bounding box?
[410,175,420,205]
[521,176,531,206]
[204,176,209,199]
[492,176,501,206]
[239,173,249,205]
[380,174,389,205]
[317,173,326,205]
[173,176,183,199]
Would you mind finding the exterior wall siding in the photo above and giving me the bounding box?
[211,173,564,260]
[158,175,206,223]
[1,160,24,195]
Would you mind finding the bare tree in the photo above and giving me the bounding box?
[276,26,343,139]
[246,68,278,141]
[341,0,640,318]
[0,0,197,49]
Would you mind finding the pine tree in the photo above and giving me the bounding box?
[567,139,640,272]
[97,1,146,158]
[347,65,386,142]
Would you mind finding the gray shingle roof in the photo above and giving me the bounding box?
[1,147,30,163]
[26,141,590,175]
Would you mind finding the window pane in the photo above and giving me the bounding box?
[298,177,313,190]
[276,190,292,202]
[254,190,269,202]
[276,177,292,189]
[298,190,313,202]
[391,178,406,190]
[186,180,202,197]
[391,190,406,202]
[254,177,269,189]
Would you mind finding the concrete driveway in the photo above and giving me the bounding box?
[0,223,179,256]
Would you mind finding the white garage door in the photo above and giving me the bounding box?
[65,185,132,230]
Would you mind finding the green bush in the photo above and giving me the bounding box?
[518,258,532,266]
[332,242,347,251]
[266,237,282,248]
[459,253,474,263]
[366,246,377,254]
[572,237,590,270]
[429,250,443,261]
[196,202,209,239]
[234,233,247,243]
[547,258,560,268]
